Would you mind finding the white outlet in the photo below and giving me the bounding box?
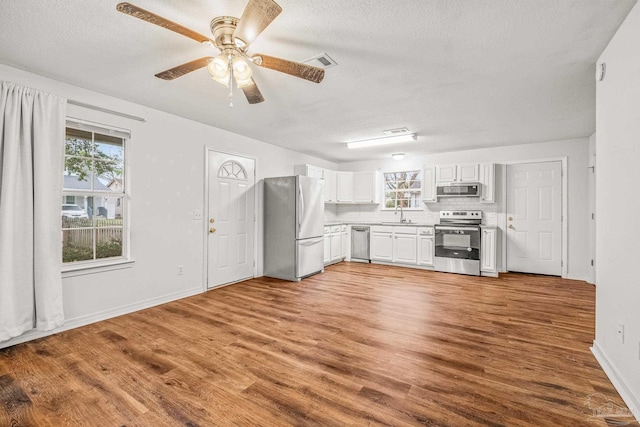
[616,323,624,343]
[177,265,184,275]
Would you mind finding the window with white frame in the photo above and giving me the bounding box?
[384,170,422,209]
[62,121,127,264]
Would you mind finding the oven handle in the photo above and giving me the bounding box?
[435,226,480,232]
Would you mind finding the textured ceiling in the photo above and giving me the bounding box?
[0,0,636,163]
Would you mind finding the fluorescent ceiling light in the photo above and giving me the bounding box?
[346,133,417,149]
[391,153,405,160]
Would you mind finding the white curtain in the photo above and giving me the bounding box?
[0,81,66,342]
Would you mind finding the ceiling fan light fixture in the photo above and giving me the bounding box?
[233,57,253,80]
[346,133,417,149]
[208,55,229,80]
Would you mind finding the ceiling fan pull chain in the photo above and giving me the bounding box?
[228,54,234,108]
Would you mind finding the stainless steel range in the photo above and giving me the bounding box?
[434,210,482,276]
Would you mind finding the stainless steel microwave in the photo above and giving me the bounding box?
[436,182,481,198]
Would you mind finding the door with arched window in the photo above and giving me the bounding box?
[207,151,256,288]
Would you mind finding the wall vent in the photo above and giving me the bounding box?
[304,53,337,69]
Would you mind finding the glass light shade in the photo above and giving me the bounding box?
[211,76,229,88]
[208,55,229,80]
[232,57,253,87]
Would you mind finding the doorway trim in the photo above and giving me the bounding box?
[500,157,568,278]
[202,147,258,291]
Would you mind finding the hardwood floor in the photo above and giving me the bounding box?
[1,263,637,426]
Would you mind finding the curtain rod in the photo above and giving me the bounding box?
[67,99,146,122]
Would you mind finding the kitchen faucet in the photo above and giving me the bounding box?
[395,205,406,223]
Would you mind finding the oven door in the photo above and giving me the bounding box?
[434,225,481,261]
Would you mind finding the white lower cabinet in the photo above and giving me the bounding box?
[370,226,434,267]
[370,227,394,262]
[324,225,349,265]
[418,236,434,266]
[323,227,331,264]
[481,227,498,276]
[393,229,417,264]
[341,225,348,259]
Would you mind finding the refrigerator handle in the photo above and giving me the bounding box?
[299,183,304,230]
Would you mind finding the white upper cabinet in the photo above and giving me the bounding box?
[479,163,495,203]
[294,164,324,179]
[353,171,380,203]
[422,165,437,202]
[336,172,354,202]
[436,164,480,183]
[323,169,337,202]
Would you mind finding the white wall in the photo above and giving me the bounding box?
[0,63,336,348]
[593,2,640,418]
[337,138,590,280]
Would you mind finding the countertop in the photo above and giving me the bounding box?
[326,221,499,228]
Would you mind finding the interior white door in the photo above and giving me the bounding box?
[207,151,255,288]
[506,161,562,275]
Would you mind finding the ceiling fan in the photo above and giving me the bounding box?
[116,0,325,106]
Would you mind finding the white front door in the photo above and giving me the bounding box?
[506,161,562,275]
[207,151,255,288]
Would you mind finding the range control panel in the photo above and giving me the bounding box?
[439,210,483,220]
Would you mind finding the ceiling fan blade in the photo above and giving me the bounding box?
[233,0,282,46]
[253,54,324,83]
[241,79,265,104]
[116,2,212,44]
[155,57,214,80]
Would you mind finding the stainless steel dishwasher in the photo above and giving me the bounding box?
[351,226,370,263]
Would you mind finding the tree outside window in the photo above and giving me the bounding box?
[384,171,422,209]
[62,125,126,263]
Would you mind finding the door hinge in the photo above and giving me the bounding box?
[561,260,564,267]
[591,259,594,266]
[591,213,595,220]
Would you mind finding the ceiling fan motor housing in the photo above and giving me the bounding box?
[210,16,244,50]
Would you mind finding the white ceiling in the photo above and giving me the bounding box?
[0,0,636,163]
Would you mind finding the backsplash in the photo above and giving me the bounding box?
[326,198,499,226]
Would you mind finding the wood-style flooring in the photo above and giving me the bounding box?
[1,262,637,426]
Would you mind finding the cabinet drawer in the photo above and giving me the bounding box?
[393,226,417,234]
[323,226,331,234]
[418,227,434,236]
[341,224,348,232]
[330,225,341,233]
[371,225,394,233]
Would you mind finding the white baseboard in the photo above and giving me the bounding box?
[0,286,203,349]
[591,340,640,423]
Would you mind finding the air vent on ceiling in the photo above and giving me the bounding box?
[304,53,337,69]
[383,127,411,136]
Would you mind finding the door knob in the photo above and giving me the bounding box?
[209,218,215,223]
[508,224,514,229]
[508,217,513,221]
[209,227,216,234]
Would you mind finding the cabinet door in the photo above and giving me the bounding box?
[323,169,337,203]
[354,171,378,203]
[393,234,417,264]
[436,165,457,183]
[418,235,434,266]
[330,233,341,261]
[323,234,331,264]
[457,164,480,182]
[370,231,393,261]
[479,163,495,203]
[336,172,354,202]
[481,228,497,272]
[341,231,348,258]
[423,166,437,202]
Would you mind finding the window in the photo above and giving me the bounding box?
[62,121,127,264]
[384,170,422,209]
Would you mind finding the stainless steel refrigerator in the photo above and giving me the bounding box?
[264,175,325,281]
